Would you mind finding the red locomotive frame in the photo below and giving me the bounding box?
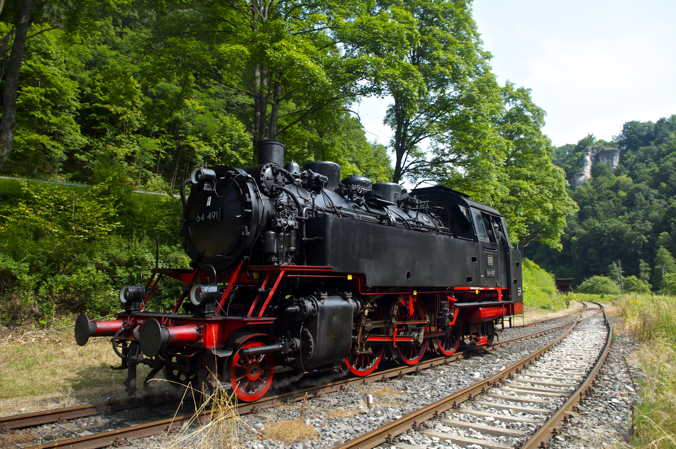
[79,262,521,402]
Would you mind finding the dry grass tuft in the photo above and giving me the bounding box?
[364,384,404,398]
[321,407,361,418]
[261,418,319,443]
[163,379,240,449]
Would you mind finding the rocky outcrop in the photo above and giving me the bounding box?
[573,146,620,186]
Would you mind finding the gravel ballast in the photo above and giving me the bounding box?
[236,323,572,449]
[547,328,638,449]
[6,307,636,449]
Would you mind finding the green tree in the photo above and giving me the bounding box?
[653,246,676,292]
[639,259,652,283]
[664,273,676,295]
[608,260,624,290]
[577,275,621,295]
[3,27,85,176]
[343,0,497,183]
[0,0,117,168]
[491,83,576,248]
[0,0,34,167]
[148,0,367,144]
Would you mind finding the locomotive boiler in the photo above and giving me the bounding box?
[75,140,523,402]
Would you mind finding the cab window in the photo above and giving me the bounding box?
[471,208,489,242]
[482,213,496,244]
[491,216,508,245]
[449,205,473,237]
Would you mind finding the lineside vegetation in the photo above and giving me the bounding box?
[566,293,675,449]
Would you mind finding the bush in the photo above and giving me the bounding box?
[576,275,621,294]
[623,275,651,293]
[0,254,41,323]
[0,177,185,325]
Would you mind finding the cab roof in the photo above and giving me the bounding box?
[412,185,502,217]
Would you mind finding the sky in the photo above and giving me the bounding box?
[356,0,676,147]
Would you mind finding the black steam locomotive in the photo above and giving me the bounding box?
[75,140,523,402]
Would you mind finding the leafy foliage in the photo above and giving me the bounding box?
[653,246,676,292]
[533,116,676,290]
[576,276,621,295]
[0,177,187,323]
[492,84,577,248]
[522,259,566,310]
[623,275,651,294]
[2,1,393,188]
[664,273,676,296]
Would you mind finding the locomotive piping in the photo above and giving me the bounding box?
[74,313,124,346]
[241,343,285,356]
[138,318,201,356]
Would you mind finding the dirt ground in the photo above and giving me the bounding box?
[519,300,585,325]
[0,323,153,417]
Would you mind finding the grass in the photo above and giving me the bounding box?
[522,258,568,310]
[0,319,153,415]
[321,407,361,418]
[261,419,320,444]
[616,294,675,449]
[568,293,675,449]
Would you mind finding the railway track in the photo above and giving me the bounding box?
[333,302,610,449]
[0,310,583,449]
[0,395,175,432]
[0,306,583,432]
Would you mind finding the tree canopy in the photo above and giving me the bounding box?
[0,0,588,322]
[0,0,575,249]
[533,115,676,291]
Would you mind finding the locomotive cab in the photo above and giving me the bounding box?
[412,186,522,302]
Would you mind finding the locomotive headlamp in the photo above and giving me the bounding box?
[190,167,217,184]
[119,286,146,305]
[189,284,222,306]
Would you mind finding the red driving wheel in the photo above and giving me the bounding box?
[393,296,428,366]
[343,347,384,377]
[435,330,461,356]
[396,339,428,365]
[229,340,275,402]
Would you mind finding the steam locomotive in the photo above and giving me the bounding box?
[75,140,523,402]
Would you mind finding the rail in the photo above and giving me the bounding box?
[332,302,610,449]
[1,311,583,449]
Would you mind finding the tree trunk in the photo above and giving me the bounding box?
[253,63,264,141]
[0,0,33,168]
[391,100,409,183]
[268,82,280,138]
[0,29,16,81]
